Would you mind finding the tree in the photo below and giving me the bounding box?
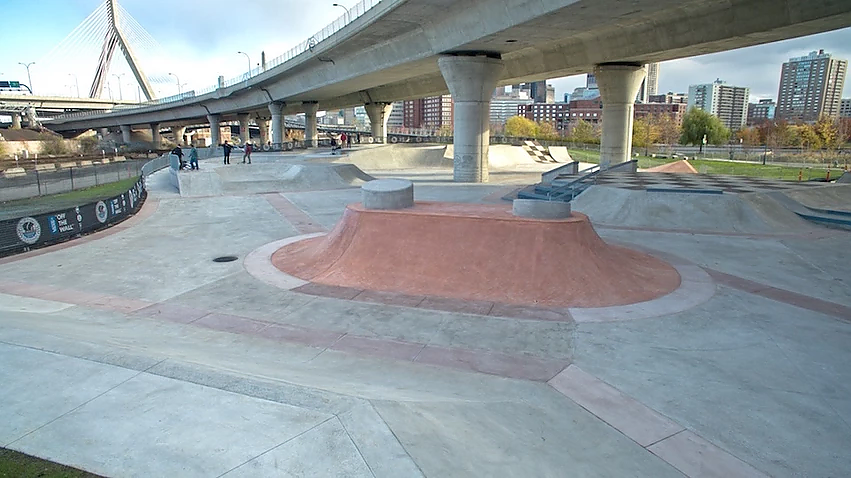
[570,119,598,144]
[791,124,821,150]
[535,121,558,140]
[679,107,730,152]
[656,114,680,153]
[437,124,453,137]
[505,116,537,138]
[632,116,660,154]
[814,116,839,150]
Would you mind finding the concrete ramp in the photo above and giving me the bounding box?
[331,144,452,170]
[784,184,851,212]
[548,146,573,163]
[177,163,373,196]
[572,185,815,234]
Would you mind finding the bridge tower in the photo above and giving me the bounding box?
[89,0,156,100]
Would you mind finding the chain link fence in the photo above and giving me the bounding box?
[0,160,146,202]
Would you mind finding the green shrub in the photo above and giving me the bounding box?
[40,139,69,156]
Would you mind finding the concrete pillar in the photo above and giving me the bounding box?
[150,123,161,146]
[365,103,393,144]
[268,101,285,145]
[173,126,186,146]
[438,54,504,183]
[100,127,109,139]
[10,113,21,129]
[207,114,221,148]
[257,118,269,145]
[594,63,646,167]
[303,102,319,147]
[237,113,251,144]
[120,125,132,144]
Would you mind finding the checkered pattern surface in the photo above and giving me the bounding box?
[522,141,557,163]
[588,172,825,194]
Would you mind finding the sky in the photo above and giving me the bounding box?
[1,0,850,103]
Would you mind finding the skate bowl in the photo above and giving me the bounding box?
[784,184,851,212]
[272,202,681,308]
[571,185,817,234]
[176,163,373,196]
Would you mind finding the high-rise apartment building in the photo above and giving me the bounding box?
[387,101,404,128]
[586,73,597,89]
[403,95,454,129]
[776,50,847,123]
[636,63,660,103]
[687,79,750,130]
[529,81,548,103]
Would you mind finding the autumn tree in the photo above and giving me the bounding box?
[814,116,840,150]
[680,107,730,152]
[535,121,559,140]
[505,116,538,138]
[632,116,660,154]
[569,119,599,144]
[656,114,681,154]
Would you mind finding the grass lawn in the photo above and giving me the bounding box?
[0,448,105,478]
[566,148,841,182]
[0,176,140,221]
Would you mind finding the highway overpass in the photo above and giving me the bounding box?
[1,94,140,128]
[43,0,851,182]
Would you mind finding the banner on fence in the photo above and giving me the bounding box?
[0,178,146,256]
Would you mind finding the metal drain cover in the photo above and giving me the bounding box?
[213,256,238,263]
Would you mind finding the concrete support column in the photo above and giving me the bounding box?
[594,63,646,167]
[100,127,109,139]
[257,118,269,145]
[150,123,161,146]
[207,114,221,148]
[173,126,186,146]
[10,113,22,129]
[303,102,319,147]
[120,125,132,144]
[365,103,393,144]
[438,54,504,183]
[268,101,285,145]
[237,113,251,144]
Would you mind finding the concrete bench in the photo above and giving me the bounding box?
[35,163,56,171]
[59,162,78,169]
[362,179,414,210]
[112,156,126,162]
[79,160,93,167]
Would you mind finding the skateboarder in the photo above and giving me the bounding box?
[242,141,252,164]
[171,145,187,170]
[188,144,199,170]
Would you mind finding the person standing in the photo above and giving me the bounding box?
[340,132,347,150]
[188,144,199,170]
[171,145,186,170]
[346,133,352,148]
[242,141,253,164]
[221,140,233,164]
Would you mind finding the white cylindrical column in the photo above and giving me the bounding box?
[11,113,22,129]
[150,123,161,146]
[303,102,319,147]
[365,103,393,144]
[594,64,646,167]
[207,114,221,148]
[120,125,132,144]
[438,54,504,183]
[268,101,285,146]
[238,113,251,144]
[173,126,186,146]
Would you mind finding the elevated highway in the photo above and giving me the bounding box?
[43,0,851,181]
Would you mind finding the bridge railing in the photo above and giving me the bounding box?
[52,0,385,121]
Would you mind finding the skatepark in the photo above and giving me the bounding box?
[1,144,850,477]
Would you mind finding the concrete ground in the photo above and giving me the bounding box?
[0,149,849,477]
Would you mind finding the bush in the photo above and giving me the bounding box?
[80,136,99,155]
[40,139,69,156]
[0,141,7,158]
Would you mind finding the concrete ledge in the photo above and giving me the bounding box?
[513,199,572,219]
[3,167,26,178]
[100,158,111,164]
[112,156,126,162]
[35,164,56,171]
[59,162,78,169]
[361,179,414,210]
[79,160,93,167]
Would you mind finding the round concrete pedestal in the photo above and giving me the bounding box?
[362,179,414,210]
[512,199,572,219]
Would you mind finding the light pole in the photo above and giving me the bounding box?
[168,72,181,94]
[18,62,35,92]
[332,3,350,22]
[68,73,80,97]
[237,51,251,77]
[112,73,125,100]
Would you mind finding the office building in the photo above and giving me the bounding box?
[841,98,851,118]
[687,79,749,130]
[490,92,534,125]
[403,95,453,129]
[566,97,604,124]
[747,99,776,125]
[403,98,424,128]
[649,92,688,104]
[636,63,660,103]
[387,101,404,127]
[776,50,847,122]
[518,103,570,130]
[586,73,597,89]
[634,102,688,126]
[529,81,548,103]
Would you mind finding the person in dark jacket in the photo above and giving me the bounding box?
[172,145,187,170]
[221,140,233,164]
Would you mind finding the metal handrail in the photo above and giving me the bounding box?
[52,0,384,120]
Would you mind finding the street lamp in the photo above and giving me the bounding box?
[237,51,251,77]
[332,3,350,22]
[68,73,80,97]
[18,62,35,92]
[168,72,181,94]
[112,73,125,100]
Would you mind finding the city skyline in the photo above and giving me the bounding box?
[1,1,850,104]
